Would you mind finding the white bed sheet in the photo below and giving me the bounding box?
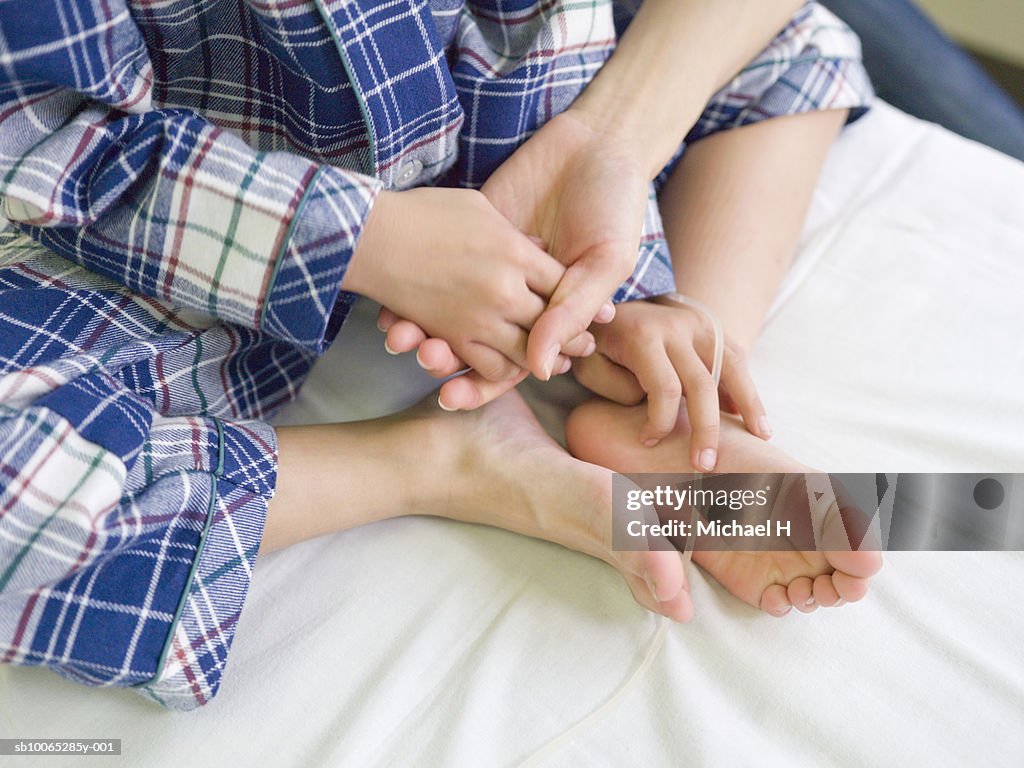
[2,102,1024,767]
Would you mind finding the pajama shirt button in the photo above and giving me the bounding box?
[396,159,423,187]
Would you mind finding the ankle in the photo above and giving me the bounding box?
[384,406,470,518]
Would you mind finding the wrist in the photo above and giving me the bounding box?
[570,0,805,180]
[570,66,709,180]
[343,190,400,300]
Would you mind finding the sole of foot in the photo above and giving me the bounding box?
[565,397,882,617]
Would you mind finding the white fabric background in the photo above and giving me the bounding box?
[2,103,1023,767]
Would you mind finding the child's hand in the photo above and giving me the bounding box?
[375,306,601,410]
[573,299,771,472]
[344,188,569,382]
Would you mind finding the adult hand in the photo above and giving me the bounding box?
[481,108,650,380]
[376,305,597,411]
[376,107,651,409]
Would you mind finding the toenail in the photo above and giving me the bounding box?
[643,569,660,603]
[699,448,717,472]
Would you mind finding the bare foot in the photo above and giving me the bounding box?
[418,390,695,622]
[565,398,882,616]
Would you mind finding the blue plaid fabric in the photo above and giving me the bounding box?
[0,0,872,710]
[0,232,289,709]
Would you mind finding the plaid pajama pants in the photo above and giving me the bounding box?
[0,234,290,708]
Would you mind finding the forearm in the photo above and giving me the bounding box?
[573,0,804,177]
[659,109,847,352]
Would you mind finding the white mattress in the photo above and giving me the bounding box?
[2,102,1023,767]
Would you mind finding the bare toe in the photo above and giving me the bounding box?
[761,584,792,616]
[788,577,817,613]
[812,574,840,607]
[825,548,883,580]
[657,587,695,623]
[833,571,871,603]
[620,551,693,622]
[641,551,687,603]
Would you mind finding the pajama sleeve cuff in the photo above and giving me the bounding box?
[619,0,874,303]
[1,384,275,712]
[668,1,874,185]
[138,418,277,711]
[261,164,383,353]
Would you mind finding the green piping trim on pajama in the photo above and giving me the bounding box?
[139,418,226,688]
[258,165,327,330]
[312,0,377,175]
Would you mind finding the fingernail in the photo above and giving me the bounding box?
[643,438,659,448]
[438,395,457,412]
[699,448,717,472]
[758,415,773,437]
[376,318,386,332]
[415,349,429,370]
[805,597,815,606]
[643,569,661,603]
[775,605,793,616]
[583,339,596,357]
[542,345,559,380]
[596,302,615,323]
[557,358,572,375]
[384,339,399,356]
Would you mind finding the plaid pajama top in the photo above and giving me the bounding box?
[0,0,872,710]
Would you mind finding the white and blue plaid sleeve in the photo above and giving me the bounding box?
[0,0,382,354]
[614,0,875,301]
